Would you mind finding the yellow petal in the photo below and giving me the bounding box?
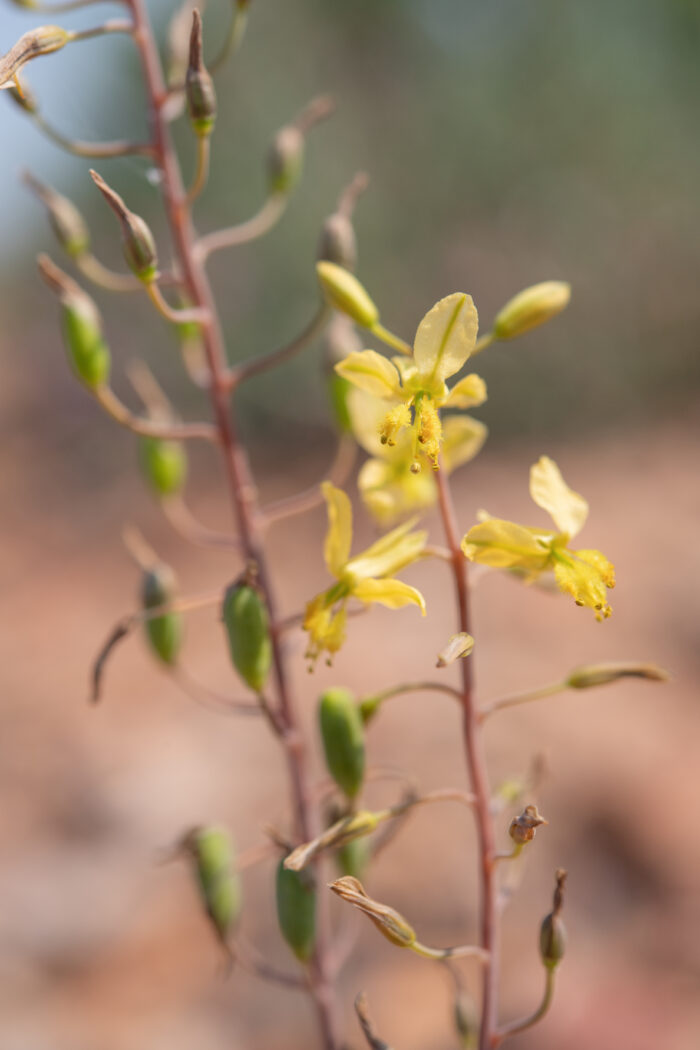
[347,388,389,457]
[461,519,551,570]
[442,416,488,472]
[529,456,588,537]
[413,293,479,382]
[345,519,427,581]
[358,457,436,525]
[352,577,426,615]
[335,350,401,399]
[553,550,613,620]
[444,373,487,409]
[303,593,348,666]
[322,481,353,576]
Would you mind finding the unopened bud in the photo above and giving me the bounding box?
[267,125,303,194]
[317,172,368,271]
[0,26,70,90]
[509,804,547,845]
[90,170,158,282]
[539,869,567,970]
[184,825,242,947]
[436,632,474,668]
[37,254,110,389]
[454,988,478,1049]
[142,562,183,665]
[185,10,216,137]
[7,75,38,113]
[139,436,187,497]
[276,860,316,962]
[222,580,272,694]
[492,281,571,341]
[329,876,416,948]
[316,261,379,328]
[319,688,365,799]
[165,0,199,87]
[566,661,669,690]
[24,172,90,258]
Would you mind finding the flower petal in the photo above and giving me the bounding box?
[413,293,479,382]
[442,416,488,472]
[461,518,551,570]
[358,457,437,526]
[322,481,353,576]
[352,577,426,615]
[529,456,589,537]
[444,373,487,409]
[345,520,427,580]
[335,350,401,399]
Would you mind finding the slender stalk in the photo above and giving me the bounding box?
[495,968,555,1043]
[185,136,211,206]
[145,281,209,325]
[434,464,498,1050]
[93,386,217,442]
[124,3,340,1045]
[69,21,135,43]
[472,331,495,356]
[479,680,567,721]
[32,114,153,159]
[196,192,288,260]
[76,252,143,292]
[227,305,330,387]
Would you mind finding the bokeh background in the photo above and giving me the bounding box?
[1,1,699,1048]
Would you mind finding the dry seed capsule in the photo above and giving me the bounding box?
[319,688,365,799]
[316,261,379,328]
[37,255,110,388]
[185,10,216,137]
[139,436,187,497]
[190,826,242,946]
[142,562,183,665]
[24,172,90,259]
[276,859,316,963]
[222,582,272,694]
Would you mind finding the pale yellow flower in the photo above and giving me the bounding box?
[347,387,487,525]
[461,456,615,620]
[303,482,427,666]
[335,293,486,470]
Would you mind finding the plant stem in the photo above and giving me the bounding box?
[124,3,339,1045]
[435,464,498,1050]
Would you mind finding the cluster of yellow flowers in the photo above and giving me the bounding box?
[303,265,614,664]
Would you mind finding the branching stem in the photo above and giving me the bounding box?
[196,193,288,260]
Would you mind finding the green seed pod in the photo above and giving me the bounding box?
[337,835,370,880]
[190,826,242,946]
[539,912,566,970]
[90,170,158,283]
[275,859,316,963]
[316,261,379,328]
[142,562,183,665]
[139,436,187,497]
[319,688,365,799]
[24,172,90,259]
[38,254,111,389]
[222,582,272,694]
[185,10,217,137]
[267,125,304,195]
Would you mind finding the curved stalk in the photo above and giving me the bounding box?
[196,193,288,260]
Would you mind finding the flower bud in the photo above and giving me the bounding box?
[539,869,567,970]
[24,172,90,259]
[139,436,187,497]
[316,261,379,328]
[319,688,365,799]
[318,213,358,272]
[329,876,416,949]
[90,170,158,282]
[436,632,474,668]
[508,804,547,845]
[185,10,216,137]
[185,825,242,946]
[141,562,183,665]
[37,254,110,389]
[276,859,316,963]
[492,281,571,341]
[222,581,272,694]
[454,988,478,1050]
[0,26,70,91]
[566,661,669,690]
[267,124,304,195]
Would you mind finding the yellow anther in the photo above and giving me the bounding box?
[379,403,411,447]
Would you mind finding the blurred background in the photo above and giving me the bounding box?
[1,1,699,1048]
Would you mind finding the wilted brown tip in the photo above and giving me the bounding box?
[188,9,204,72]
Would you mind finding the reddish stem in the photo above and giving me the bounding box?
[435,465,499,1050]
[124,3,339,1046]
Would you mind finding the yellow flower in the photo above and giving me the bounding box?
[461,456,615,620]
[347,387,487,525]
[304,482,427,666]
[335,293,486,470]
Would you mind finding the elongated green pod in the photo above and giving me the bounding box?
[222,582,272,694]
[190,826,242,945]
[276,859,316,963]
[337,835,370,880]
[61,297,111,388]
[141,563,183,665]
[319,687,365,799]
[139,436,187,497]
